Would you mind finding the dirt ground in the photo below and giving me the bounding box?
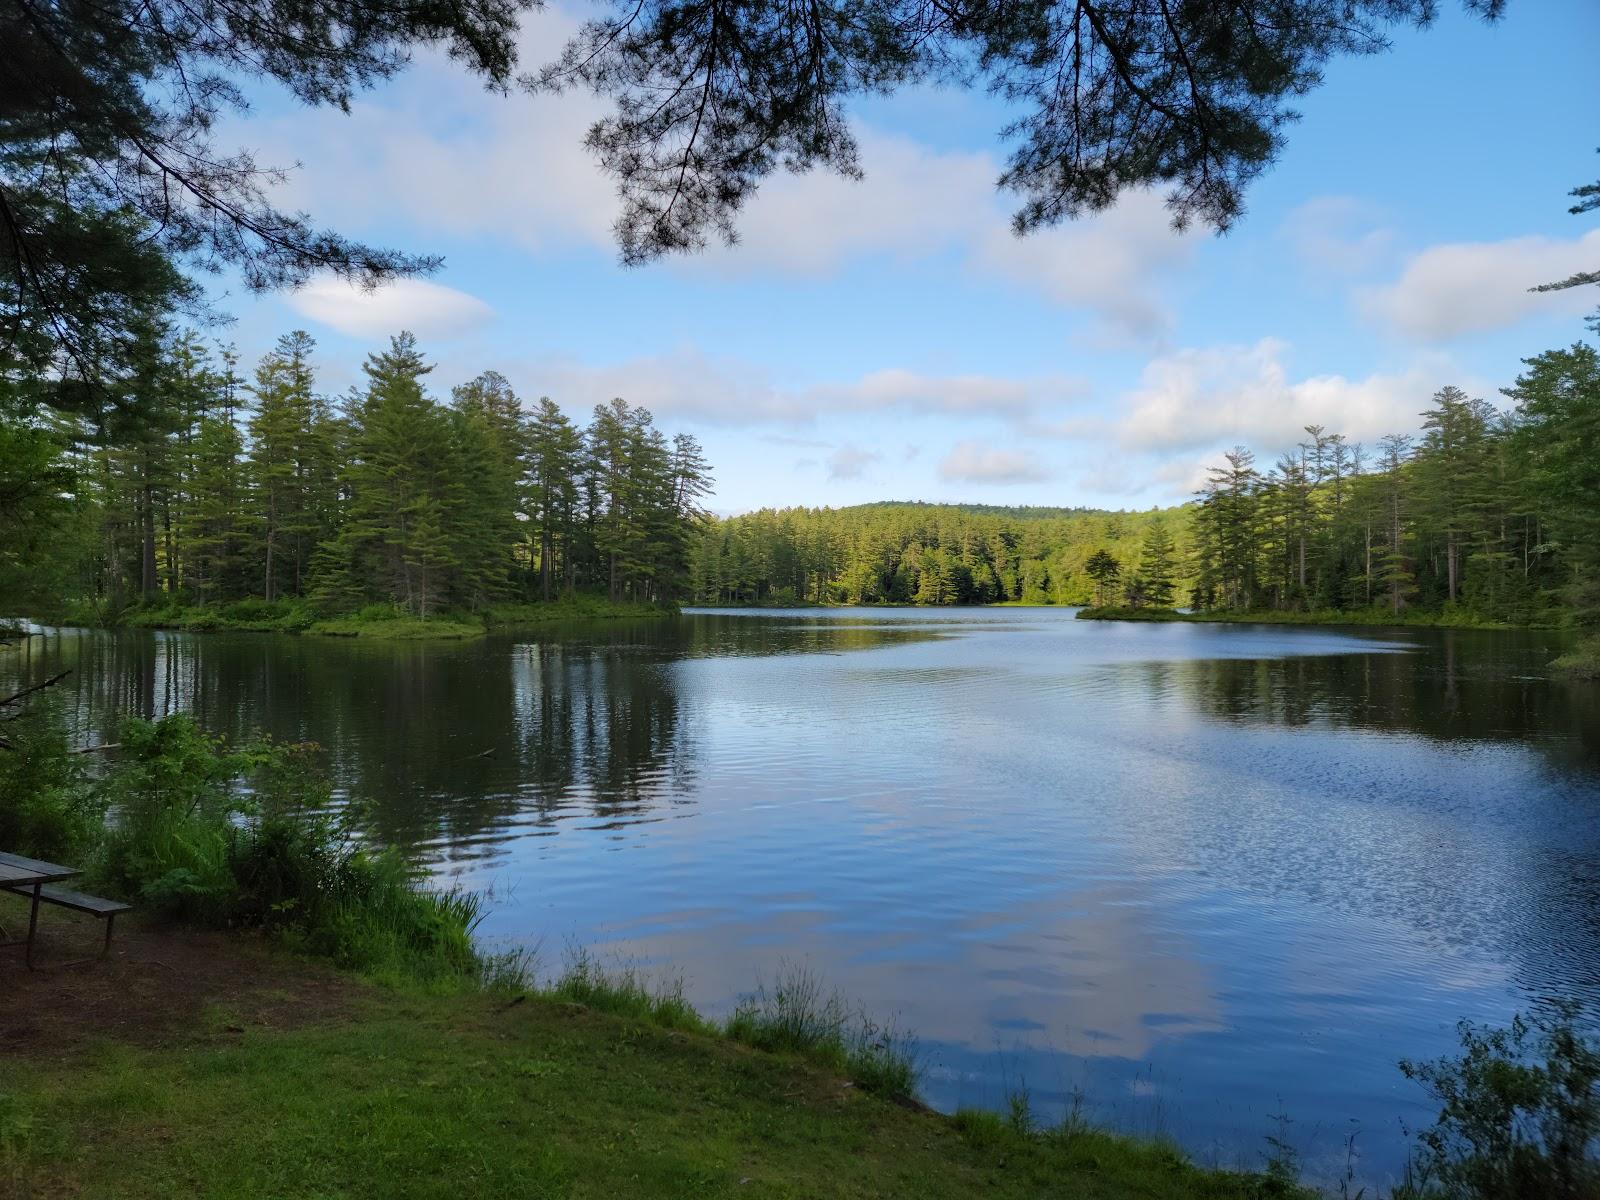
[1,901,357,1057]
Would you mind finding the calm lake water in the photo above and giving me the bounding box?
[7,608,1599,1184]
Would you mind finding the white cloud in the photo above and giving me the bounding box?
[1282,196,1395,276]
[286,278,495,339]
[236,18,1196,338]
[687,130,993,276]
[1361,230,1600,341]
[499,349,1085,426]
[827,446,882,480]
[808,368,1076,417]
[239,10,615,253]
[974,189,1201,338]
[1116,339,1464,454]
[938,439,1051,484]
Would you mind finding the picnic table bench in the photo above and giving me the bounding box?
[0,851,131,969]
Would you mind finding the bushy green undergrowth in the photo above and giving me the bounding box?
[1075,605,1189,622]
[5,711,483,984]
[1552,635,1600,680]
[37,593,674,640]
[305,609,483,639]
[1394,1006,1600,1200]
[116,596,319,633]
[0,707,105,862]
[483,595,674,625]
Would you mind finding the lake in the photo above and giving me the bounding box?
[6,608,1598,1185]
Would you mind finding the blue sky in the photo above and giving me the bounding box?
[218,2,1599,513]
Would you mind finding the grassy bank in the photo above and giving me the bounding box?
[5,706,1595,1197]
[0,706,1309,1198]
[29,595,674,639]
[1,928,1312,1200]
[1074,606,1530,631]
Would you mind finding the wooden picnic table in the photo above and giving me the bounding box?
[0,851,81,970]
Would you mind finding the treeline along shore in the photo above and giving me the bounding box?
[7,329,712,637]
[692,342,1599,651]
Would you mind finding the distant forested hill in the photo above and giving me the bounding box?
[693,342,1600,623]
[688,502,1190,606]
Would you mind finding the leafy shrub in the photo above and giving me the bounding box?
[95,715,254,918]
[85,714,482,982]
[1396,1006,1600,1199]
[227,816,481,981]
[0,708,105,862]
[220,598,279,621]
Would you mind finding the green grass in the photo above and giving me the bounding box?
[1075,605,1190,622]
[1076,605,1531,631]
[28,594,674,640]
[304,612,484,639]
[2,975,1311,1200]
[526,954,920,1100]
[482,595,674,625]
[1552,635,1600,680]
[722,962,920,1099]
[115,597,319,633]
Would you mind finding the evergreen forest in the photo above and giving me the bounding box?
[1,329,714,623]
[690,340,1599,628]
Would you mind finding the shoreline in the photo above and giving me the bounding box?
[11,597,676,641]
[692,600,1574,635]
[1072,605,1556,633]
[5,910,1320,1199]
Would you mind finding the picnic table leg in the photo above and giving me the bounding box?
[25,880,41,970]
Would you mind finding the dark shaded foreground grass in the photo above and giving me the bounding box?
[3,924,1305,1200]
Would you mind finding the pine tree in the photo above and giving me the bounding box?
[1085,548,1121,606]
[450,371,525,608]
[1506,342,1600,623]
[526,398,583,601]
[248,331,325,600]
[1377,434,1413,614]
[316,333,463,616]
[1139,520,1179,608]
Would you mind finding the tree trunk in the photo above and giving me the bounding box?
[164,505,178,594]
[1364,522,1372,606]
[141,480,158,598]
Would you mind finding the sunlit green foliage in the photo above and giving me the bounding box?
[691,502,1188,606]
[1187,357,1599,627]
[1,710,483,984]
[2,330,713,623]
